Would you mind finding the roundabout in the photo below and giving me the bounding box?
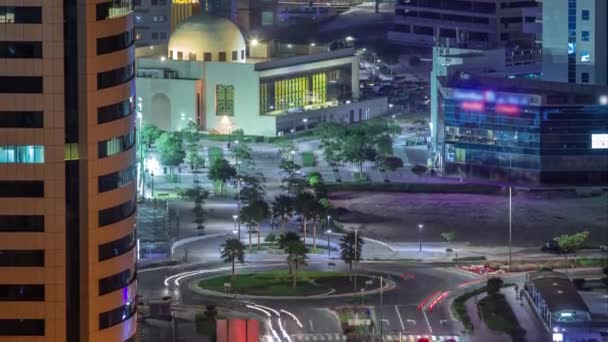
[192,270,395,299]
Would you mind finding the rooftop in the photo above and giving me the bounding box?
[528,271,590,313]
[438,75,608,103]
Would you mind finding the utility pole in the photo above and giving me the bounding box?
[509,187,512,269]
[353,227,358,294]
[379,275,384,341]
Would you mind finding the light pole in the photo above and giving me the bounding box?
[302,118,309,130]
[232,214,238,238]
[509,187,512,269]
[353,226,359,294]
[418,224,424,252]
[326,229,332,259]
[150,171,155,198]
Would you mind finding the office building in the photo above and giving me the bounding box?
[542,0,607,85]
[389,0,539,49]
[0,2,137,342]
[134,0,172,46]
[136,16,387,136]
[434,74,608,185]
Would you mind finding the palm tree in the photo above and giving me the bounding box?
[294,191,316,242]
[240,198,270,248]
[285,240,308,288]
[220,238,245,278]
[272,194,294,233]
[339,229,364,276]
[278,232,301,274]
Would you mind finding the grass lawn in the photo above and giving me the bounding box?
[452,286,487,333]
[301,152,316,167]
[245,242,335,255]
[478,293,526,342]
[352,172,370,183]
[207,146,223,166]
[198,271,349,297]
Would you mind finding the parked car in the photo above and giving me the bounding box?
[541,240,570,253]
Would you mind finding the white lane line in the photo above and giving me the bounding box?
[395,305,405,331]
[421,308,433,334]
[309,319,314,331]
[281,309,304,328]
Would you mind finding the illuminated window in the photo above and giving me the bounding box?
[0,145,44,163]
[204,52,212,61]
[231,50,238,61]
[581,51,590,63]
[216,85,234,116]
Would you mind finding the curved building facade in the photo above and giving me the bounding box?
[0,1,137,342]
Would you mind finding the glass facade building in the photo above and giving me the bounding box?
[438,76,608,184]
[259,64,352,115]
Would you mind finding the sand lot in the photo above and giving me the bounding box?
[330,190,608,247]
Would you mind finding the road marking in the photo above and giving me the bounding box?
[395,305,405,330]
[309,319,314,331]
[421,308,433,334]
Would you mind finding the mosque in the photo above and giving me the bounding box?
[135,15,388,136]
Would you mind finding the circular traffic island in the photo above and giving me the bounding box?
[197,271,379,298]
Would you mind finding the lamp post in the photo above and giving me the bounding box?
[509,187,512,269]
[232,214,238,239]
[302,118,309,130]
[326,229,332,259]
[418,224,424,252]
[150,171,155,198]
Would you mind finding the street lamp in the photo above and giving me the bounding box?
[302,118,309,130]
[418,224,424,252]
[326,229,332,259]
[232,214,238,237]
[150,171,155,198]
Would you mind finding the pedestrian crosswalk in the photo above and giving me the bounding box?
[290,333,346,341]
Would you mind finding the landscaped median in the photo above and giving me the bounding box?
[195,270,389,299]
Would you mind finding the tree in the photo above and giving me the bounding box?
[339,229,364,275]
[295,191,316,240]
[486,277,504,296]
[343,133,376,174]
[221,238,245,278]
[279,232,302,275]
[141,124,163,150]
[441,231,456,245]
[272,195,294,233]
[240,198,270,248]
[382,156,404,172]
[156,132,186,174]
[208,158,236,196]
[284,239,308,288]
[179,186,209,232]
[554,231,590,261]
[233,143,255,169]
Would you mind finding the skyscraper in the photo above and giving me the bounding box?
[0,2,137,342]
[543,0,608,85]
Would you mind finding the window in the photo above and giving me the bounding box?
[581,72,589,83]
[96,0,132,20]
[262,11,274,26]
[0,215,44,232]
[216,85,235,116]
[219,51,226,61]
[581,51,590,63]
[204,52,212,61]
[0,181,43,197]
[98,198,136,227]
[98,129,135,158]
[99,269,135,295]
[0,77,42,93]
[177,51,183,60]
[98,96,134,124]
[0,111,43,128]
[97,62,134,89]
[99,302,136,329]
[0,146,44,164]
[97,29,134,55]
[394,24,410,33]
[0,42,42,58]
[0,250,44,266]
[241,49,245,60]
[0,319,44,336]
[135,15,142,23]
[232,50,238,61]
[0,6,42,23]
[581,31,590,42]
[99,231,136,261]
[0,285,44,301]
[500,33,510,41]
[151,32,158,39]
[98,164,136,193]
[413,25,433,36]
[160,32,167,39]
[581,9,590,20]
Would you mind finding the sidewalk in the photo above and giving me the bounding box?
[503,286,551,342]
[464,293,511,342]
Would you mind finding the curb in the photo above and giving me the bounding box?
[171,233,229,253]
[188,274,397,301]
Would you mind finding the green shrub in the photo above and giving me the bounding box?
[301,152,315,167]
[452,286,487,333]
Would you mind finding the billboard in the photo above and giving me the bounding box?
[591,134,608,149]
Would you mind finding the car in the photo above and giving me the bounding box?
[541,240,570,254]
[417,338,430,342]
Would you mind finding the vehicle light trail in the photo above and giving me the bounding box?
[280,309,303,328]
